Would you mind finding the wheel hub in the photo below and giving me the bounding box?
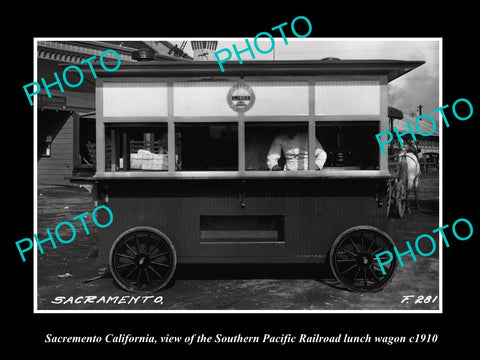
[356,253,372,268]
[136,254,150,268]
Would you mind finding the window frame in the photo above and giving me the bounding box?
[104,122,169,172]
[95,75,389,178]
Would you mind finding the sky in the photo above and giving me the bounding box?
[173,38,440,123]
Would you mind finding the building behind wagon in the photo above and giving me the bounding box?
[36,40,192,186]
[392,113,439,155]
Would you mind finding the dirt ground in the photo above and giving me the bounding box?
[36,171,440,312]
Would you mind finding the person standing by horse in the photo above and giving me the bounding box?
[404,136,422,160]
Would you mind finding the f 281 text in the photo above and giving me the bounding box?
[401,295,438,304]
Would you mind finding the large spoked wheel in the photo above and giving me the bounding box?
[109,227,177,293]
[329,226,397,293]
[386,179,394,217]
[395,179,407,218]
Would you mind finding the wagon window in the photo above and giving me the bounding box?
[105,123,168,172]
[315,121,379,169]
[175,123,238,171]
[245,122,311,171]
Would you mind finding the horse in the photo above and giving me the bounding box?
[397,148,421,212]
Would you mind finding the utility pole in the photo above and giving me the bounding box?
[417,105,423,116]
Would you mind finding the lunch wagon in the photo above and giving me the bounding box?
[73,57,424,293]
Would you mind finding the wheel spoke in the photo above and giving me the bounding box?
[372,246,388,255]
[366,237,375,253]
[336,259,357,262]
[368,266,380,282]
[116,252,135,260]
[150,251,169,260]
[361,233,365,252]
[372,262,392,275]
[338,246,356,257]
[353,267,361,281]
[135,234,142,255]
[148,265,165,280]
[145,234,150,255]
[350,238,361,253]
[144,268,151,285]
[363,268,367,287]
[117,262,135,270]
[136,266,142,284]
[124,265,138,280]
[151,260,170,268]
[147,242,160,256]
[124,241,138,256]
[340,264,357,275]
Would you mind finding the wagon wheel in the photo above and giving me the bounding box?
[395,179,407,218]
[329,226,397,293]
[427,163,438,173]
[109,227,177,293]
[386,179,394,217]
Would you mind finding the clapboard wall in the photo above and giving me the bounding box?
[37,109,74,186]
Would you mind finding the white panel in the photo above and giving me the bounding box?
[245,82,309,116]
[174,82,237,117]
[103,82,167,117]
[315,80,380,115]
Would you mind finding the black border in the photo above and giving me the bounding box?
[8,4,478,354]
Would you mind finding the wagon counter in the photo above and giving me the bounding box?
[72,58,424,293]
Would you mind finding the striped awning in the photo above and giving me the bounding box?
[393,113,439,137]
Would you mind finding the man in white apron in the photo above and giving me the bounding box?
[267,130,327,171]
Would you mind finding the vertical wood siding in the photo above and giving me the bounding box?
[173,81,237,117]
[97,179,387,264]
[315,80,380,115]
[244,81,309,116]
[103,82,168,117]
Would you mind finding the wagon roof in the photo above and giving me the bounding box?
[94,58,424,83]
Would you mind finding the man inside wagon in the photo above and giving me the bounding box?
[267,129,327,171]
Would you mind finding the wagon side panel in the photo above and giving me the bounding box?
[96,178,388,265]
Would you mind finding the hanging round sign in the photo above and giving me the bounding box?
[227,83,255,112]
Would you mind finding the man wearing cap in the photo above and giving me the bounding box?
[403,136,422,160]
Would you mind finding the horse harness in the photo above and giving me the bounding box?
[400,152,420,173]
